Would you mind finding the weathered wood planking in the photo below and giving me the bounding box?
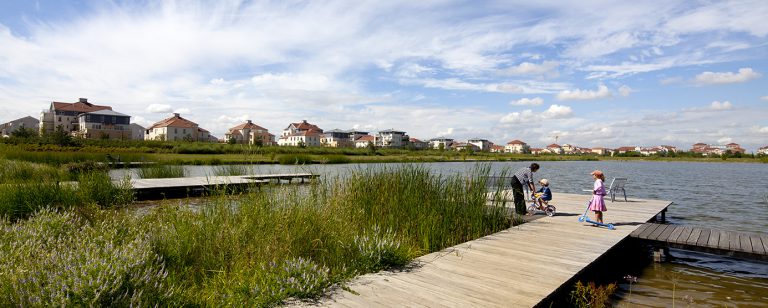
[295,193,672,308]
[630,223,768,261]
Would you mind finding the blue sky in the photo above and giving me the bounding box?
[1,0,767,150]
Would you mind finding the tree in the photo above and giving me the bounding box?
[10,126,37,139]
[228,137,237,145]
[366,141,377,155]
[48,125,74,146]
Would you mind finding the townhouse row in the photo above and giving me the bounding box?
[1,98,763,155]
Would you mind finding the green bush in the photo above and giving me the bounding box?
[0,210,176,305]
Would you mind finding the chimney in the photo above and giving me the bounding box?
[79,98,88,103]
[247,120,252,124]
[173,113,180,118]
[302,120,307,124]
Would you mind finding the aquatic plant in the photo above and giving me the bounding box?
[137,164,186,178]
[624,274,638,306]
[278,154,312,165]
[211,164,250,176]
[569,281,617,308]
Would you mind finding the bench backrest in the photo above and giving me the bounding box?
[609,177,627,190]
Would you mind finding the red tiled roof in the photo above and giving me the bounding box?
[507,140,525,145]
[409,138,423,142]
[52,101,112,113]
[615,146,637,151]
[148,114,198,129]
[547,143,561,148]
[230,121,268,131]
[530,148,543,151]
[289,120,321,132]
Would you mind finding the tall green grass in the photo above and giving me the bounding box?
[137,164,187,179]
[211,164,250,176]
[1,164,512,305]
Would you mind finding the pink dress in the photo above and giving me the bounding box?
[588,179,607,211]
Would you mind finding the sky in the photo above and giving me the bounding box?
[1,0,767,151]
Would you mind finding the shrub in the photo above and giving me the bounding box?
[0,210,176,306]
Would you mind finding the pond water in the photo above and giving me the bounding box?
[111,161,768,306]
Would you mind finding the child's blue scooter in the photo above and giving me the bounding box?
[578,201,615,230]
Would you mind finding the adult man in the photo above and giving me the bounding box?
[512,163,540,215]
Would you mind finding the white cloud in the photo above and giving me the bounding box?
[759,127,768,133]
[541,105,573,119]
[145,104,173,113]
[694,68,761,85]
[660,77,683,85]
[618,85,632,97]
[174,108,192,114]
[251,73,331,91]
[717,137,733,144]
[500,105,572,124]
[504,61,558,76]
[510,97,543,106]
[710,101,733,110]
[761,96,768,101]
[556,84,611,101]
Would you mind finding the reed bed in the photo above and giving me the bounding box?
[137,164,187,179]
[0,164,514,306]
[0,159,65,183]
[211,164,250,176]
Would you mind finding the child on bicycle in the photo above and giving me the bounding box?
[532,178,552,210]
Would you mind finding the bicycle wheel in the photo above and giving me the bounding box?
[527,205,537,215]
[545,205,556,217]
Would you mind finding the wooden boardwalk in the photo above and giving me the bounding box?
[128,173,317,200]
[630,223,768,261]
[301,193,672,307]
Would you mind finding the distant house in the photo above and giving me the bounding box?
[490,144,505,153]
[278,120,323,147]
[429,137,454,150]
[76,109,132,140]
[409,138,428,150]
[39,98,134,139]
[1,116,39,137]
[591,147,609,155]
[354,135,375,148]
[225,120,275,145]
[451,142,480,152]
[129,123,145,140]
[690,142,745,156]
[561,144,577,154]
[614,146,638,154]
[758,145,768,155]
[375,129,408,148]
[530,148,545,155]
[504,140,529,154]
[320,129,369,148]
[467,138,492,152]
[145,113,211,142]
[546,143,563,154]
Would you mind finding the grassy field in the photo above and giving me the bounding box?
[0,164,518,306]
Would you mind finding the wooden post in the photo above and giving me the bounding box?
[660,208,667,223]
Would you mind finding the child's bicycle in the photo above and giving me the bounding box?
[527,193,556,217]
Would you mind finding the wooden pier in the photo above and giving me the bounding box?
[127,173,318,200]
[630,223,768,261]
[301,193,672,307]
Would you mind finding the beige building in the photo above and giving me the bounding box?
[278,120,323,147]
[375,129,408,148]
[76,109,132,140]
[467,138,491,152]
[1,116,39,137]
[225,120,275,145]
[504,140,530,153]
[355,135,375,148]
[39,98,115,136]
[145,113,211,142]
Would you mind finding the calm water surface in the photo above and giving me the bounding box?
[112,161,768,306]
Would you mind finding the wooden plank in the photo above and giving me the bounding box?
[696,229,711,247]
[638,223,662,240]
[649,224,671,241]
[686,228,703,246]
[630,223,653,238]
[739,233,753,254]
[718,230,730,250]
[706,229,720,248]
[666,225,685,244]
[761,234,768,254]
[751,235,766,255]
[728,231,741,251]
[657,224,677,242]
[672,226,693,244]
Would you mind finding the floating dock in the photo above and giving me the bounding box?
[301,192,671,307]
[127,173,318,200]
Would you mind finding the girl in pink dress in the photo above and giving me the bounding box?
[588,170,607,223]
